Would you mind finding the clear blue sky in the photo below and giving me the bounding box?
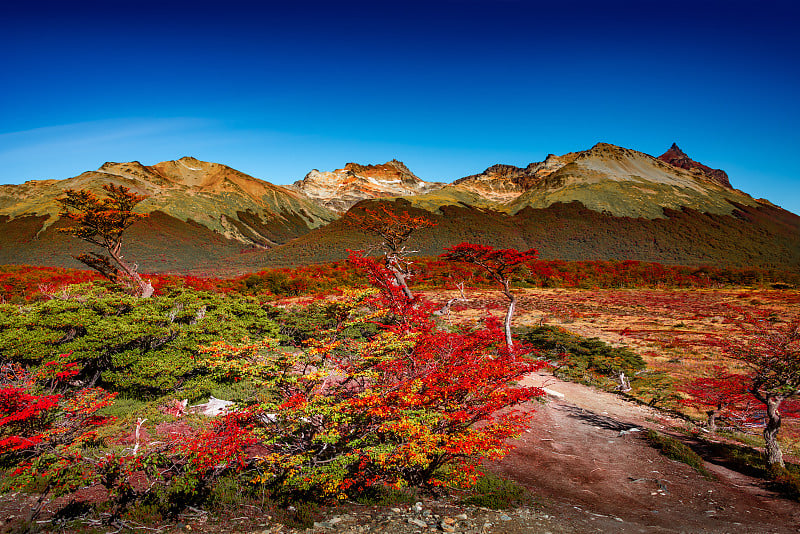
[2,0,799,215]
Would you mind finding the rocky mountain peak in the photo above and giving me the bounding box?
[342,160,419,182]
[657,144,731,188]
[294,160,444,213]
[665,143,687,158]
[452,149,586,204]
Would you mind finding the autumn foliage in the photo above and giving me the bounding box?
[200,284,545,498]
[719,318,800,467]
[442,243,537,350]
[680,366,754,432]
[57,185,153,297]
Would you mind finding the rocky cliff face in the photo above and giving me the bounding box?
[657,143,731,188]
[453,153,580,202]
[292,159,445,212]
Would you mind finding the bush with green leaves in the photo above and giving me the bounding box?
[0,285,280,399]
[273,300,382,346]
[516,325,645,386]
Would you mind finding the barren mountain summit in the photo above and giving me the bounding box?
[293,159,445,212]
[658,143,732,188]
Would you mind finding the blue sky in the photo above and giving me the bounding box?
[2,0,799,214]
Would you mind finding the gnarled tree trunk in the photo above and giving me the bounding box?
[502,280,515,352]
[764,396,784,467]
[386,255,413,302]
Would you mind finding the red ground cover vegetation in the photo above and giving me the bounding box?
[2,257,792,303]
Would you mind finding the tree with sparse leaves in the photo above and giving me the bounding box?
[441,243,537,351]
[720,318,800,467]
[346,205,436,302]
[57,184,153,297]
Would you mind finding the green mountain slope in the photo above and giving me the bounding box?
[0,157,337,272]
[261,198,800,274]
[1,144,798,276]
[508,143,758,218]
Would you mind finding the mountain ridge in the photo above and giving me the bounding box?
[506,142,758,219]
[1,144,798,275]
[0,156,337,248]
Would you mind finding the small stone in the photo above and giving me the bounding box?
[440,522,456,533]
[443,517,455,524]
[455,514,468,520]
[499,514,512,521]
[391,508,402,513]
[408,518,428,528]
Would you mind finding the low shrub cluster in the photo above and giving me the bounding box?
[0,285,280,399]
[516,325,645,386]
[643,430,713,478]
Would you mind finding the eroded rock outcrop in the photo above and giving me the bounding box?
[292,159,445,212]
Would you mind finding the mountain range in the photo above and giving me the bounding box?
[1,143,798,276]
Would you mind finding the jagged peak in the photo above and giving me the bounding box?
[657,144,731,188]
[667,142,685,154]
[343,159,415,177]
[484,163,525,174]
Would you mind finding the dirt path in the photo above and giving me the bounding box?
[488,371,800,533]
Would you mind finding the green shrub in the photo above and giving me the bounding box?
[516,325,645,386]
[271,300,381,346]
[630,371,680,409]
[0,286,280,399]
